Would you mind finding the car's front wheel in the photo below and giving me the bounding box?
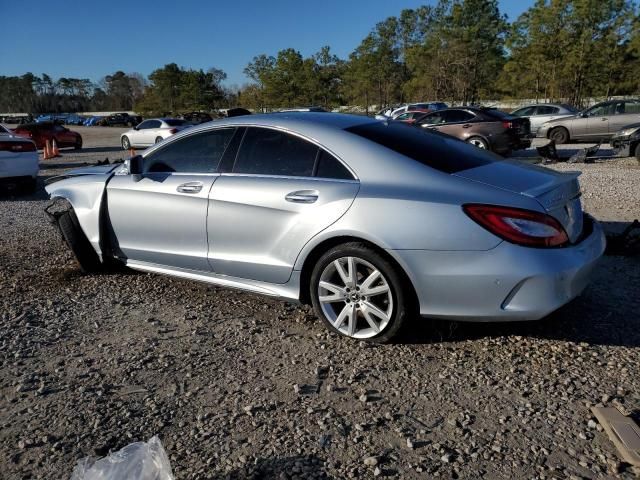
[57,209,102,273]
[549,127,569,144]
[121,136,130,150]
[155,136,163,144]
[310,243,411,342]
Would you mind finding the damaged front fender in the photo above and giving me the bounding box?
[45,172,113,257]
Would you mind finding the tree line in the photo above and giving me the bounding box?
[1,0,638,115]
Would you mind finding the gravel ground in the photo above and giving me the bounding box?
[1,127,639,479]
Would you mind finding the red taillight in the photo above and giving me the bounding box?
[463,204,569,248]
[0,140,37,152]
[169,128,178,134]
[502,120,513,129]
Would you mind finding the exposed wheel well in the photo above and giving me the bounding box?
[298,235,418,307]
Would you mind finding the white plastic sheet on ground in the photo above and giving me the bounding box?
[70,436,174,480]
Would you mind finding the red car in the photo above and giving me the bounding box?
[13,123,82,150]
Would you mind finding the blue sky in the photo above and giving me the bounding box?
[0,0,534,86]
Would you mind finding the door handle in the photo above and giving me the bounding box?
[177,182,203,194]
[462,124,472,128]
[285,190,318,203]
[601,118,608,121]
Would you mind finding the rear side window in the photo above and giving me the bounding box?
[315,150,353,180]
[536,106,559,115]
[512,106,536,116]
[144,128,235,174]
[233,127,318,177]
[624,101,640,114]
[345,122,500,174]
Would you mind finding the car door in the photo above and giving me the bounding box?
[576,103,615,139]
[207,126,359,284]
[106,128,236,271]
[426,110,476,139]
[130,120,152,146]
[531,105,559,132]
[609,101,640,134]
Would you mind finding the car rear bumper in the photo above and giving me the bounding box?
[0,153,39,180]
[390,215,605,322]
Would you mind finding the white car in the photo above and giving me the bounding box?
[120,118,189,149]
[0,123,39,192]
[510,103,578,135]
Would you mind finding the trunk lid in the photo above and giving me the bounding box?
[454,160,583,243]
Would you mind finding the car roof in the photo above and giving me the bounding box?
[196,112,373,130]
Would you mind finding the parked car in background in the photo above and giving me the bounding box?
[65,114,86,126]
[511,103,577,134]
[416,107,531,154]
[120,118,189,149]
[83,116,104,126]
[46,113,604,342]
[100,113,137,127]
[13,122,82,149]
[537,99,640,143]
[375,102,448,120]
[610,122,640,160]
[36,114,68,123]
[0,123,38,192]
[179,112,213,125]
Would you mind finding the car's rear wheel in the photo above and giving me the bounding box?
[74,138,82,150]
[121,136,131,150]
[466,136,488,149]
[155,136,163,144]
[549,127,569,144]
[57,209,102,273]
[310,243,411,342]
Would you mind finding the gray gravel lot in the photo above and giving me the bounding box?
[1,126,639,479]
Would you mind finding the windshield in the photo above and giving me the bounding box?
[345,122,501,174]
[0,123,11,134]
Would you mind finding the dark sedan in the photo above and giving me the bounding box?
[415,107,531,155]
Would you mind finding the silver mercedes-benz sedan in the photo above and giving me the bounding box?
[45,113,605,342]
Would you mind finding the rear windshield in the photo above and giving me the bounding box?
[164,119,186,126]
[345,122,501,174]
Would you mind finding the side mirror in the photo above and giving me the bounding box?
[133,126,139,131]
[128,155,143,180]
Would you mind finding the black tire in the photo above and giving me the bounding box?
[466,136,489,150]
[155,136,163,144]
[121,136,131,150]
[549,127,569,144]
[22,177,37,193]
[310,242,413,343]
[57,209,102,273]
[74,138,82,150]
[633,142,640,163]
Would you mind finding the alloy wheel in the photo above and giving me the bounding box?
[468,138,487,149]
[317,256,394,339]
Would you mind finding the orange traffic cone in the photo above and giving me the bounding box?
[43,140,52,160]
[52,139,60,157]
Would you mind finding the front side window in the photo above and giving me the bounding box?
[419,111,447,125]
[137,120,153,129]
[143,128,235,174]
[233,127,318,177]
[445,110,475,123]
[586,103,615,117]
